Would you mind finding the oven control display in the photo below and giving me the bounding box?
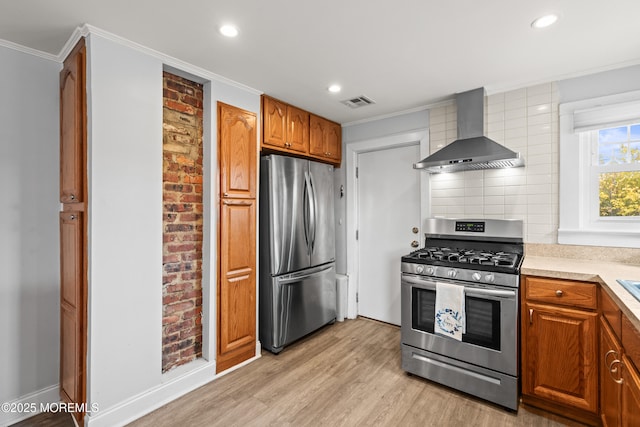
[455,221,485,233]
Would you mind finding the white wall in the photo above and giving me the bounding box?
[0,45,61,425]
[558,64,640,103]
[84,32,261,427]
[336,109,429,274]
[86,33,165,414]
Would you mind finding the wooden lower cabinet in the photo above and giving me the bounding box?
[622,354,640,427]
[601,317,623,427]
[217,198,256,372]
[522,302,598,414]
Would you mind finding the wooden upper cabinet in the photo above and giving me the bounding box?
[262,96,308,154]
[262,96,287,148]
[286,105,309,153]
[218,102,257,199]
[60,39,86,204]
[310,114,341,165]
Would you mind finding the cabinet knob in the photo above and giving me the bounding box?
[70,194,76,200]
[70,215,76,220]
[555,290,563,297]
[223,192,229,197]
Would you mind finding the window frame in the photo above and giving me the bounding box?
[559,91,640,248]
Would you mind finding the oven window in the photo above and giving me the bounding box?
[411,288,501,351]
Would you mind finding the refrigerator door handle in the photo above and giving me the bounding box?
[277,263,334,285]
[303,170,312,256]
[308,171,317,254]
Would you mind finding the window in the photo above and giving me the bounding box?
[559,91,640,248]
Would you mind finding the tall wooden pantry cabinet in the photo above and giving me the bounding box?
[216,102,257,372]
[59,37,88,426]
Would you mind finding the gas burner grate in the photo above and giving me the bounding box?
[405,246,519,269]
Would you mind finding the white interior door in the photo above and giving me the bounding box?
[357,144,421,325]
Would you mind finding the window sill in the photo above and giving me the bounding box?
[558,228,640,249]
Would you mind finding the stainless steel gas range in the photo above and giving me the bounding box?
[400,218,524,411]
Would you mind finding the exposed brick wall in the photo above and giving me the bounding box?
[162,72,204,372]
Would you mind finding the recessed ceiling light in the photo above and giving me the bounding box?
[328,84,342,93]
[219,24,239,38]
[531,14,559,29]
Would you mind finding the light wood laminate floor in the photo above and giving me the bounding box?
[129,317,584,427]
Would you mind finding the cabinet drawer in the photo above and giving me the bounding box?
[525,277,597,310]
[623,315,640,373]
[601,288,622,338]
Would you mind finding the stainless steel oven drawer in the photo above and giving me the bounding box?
[402,344,518,411]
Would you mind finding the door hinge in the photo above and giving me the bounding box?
[356,230,359,240]
[356,292,359,303]
[356,167,359,178]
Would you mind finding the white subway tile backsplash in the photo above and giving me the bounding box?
[526,83,553,97]
[527,113,551,126]
[505,107,527,120]
[505,117,527,130]
[527,93,553,107]
[505,127,527,140]
[428,83,559,243]
[527,153,554,166]
[484,195,505,206]
[527,123,553,136]
[484,205,505,215]
[505,88,526,102]
[484,185,505,196]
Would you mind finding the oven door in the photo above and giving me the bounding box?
[401,273,518,376]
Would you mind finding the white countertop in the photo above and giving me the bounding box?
[522,255,640,331]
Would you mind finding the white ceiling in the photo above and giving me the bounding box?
[2,0,640,124]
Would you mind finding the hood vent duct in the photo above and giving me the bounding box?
[414,87,524,173]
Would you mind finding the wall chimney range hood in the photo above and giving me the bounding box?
[414,87,524,173]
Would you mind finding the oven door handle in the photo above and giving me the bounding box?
[401,275,516,298]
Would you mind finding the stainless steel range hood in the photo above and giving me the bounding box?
[414,88,524,173]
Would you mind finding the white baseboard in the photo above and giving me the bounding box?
[85,360,216,427]
[0,385,59,426]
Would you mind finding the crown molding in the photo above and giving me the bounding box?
[74,24,261,95]
[0,38,58,62]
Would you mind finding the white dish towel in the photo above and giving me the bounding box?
[434,282,466,341]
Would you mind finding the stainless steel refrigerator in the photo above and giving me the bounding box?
[259,154,337,353]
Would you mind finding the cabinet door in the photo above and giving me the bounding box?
[218,102,257,198]
[217,199,256,372]
[59,211,85,422]
[622,354,640,427]
[522,302,598,413]
[286,105,309,153]
[600,317,622,427]
[309,115,325,157]
[262,96,287,148]
[60,39,86,204]
[309,115,341,164]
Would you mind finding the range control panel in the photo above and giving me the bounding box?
[455,221,485,233]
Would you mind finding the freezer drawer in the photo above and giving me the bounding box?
[260,263,336,353]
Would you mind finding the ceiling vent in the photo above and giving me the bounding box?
[341,95,376,109]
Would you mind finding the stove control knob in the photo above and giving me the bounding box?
[485,274,495,283]
[425,267,435,275]
[447,269,457,278]
[416,266,424,274]
[472,272,482,281]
